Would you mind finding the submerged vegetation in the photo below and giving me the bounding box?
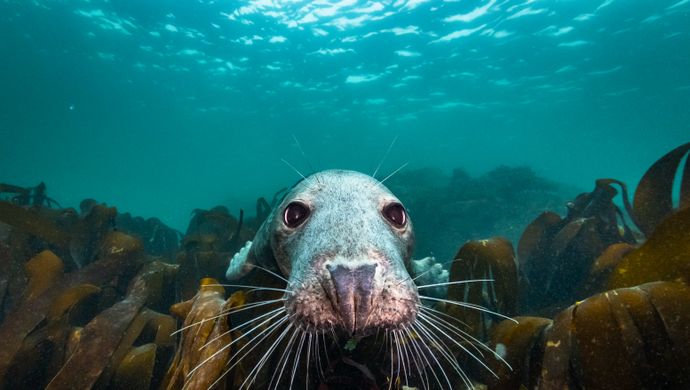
[0,142,689,389]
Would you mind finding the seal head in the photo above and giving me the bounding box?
[226,169,419,336]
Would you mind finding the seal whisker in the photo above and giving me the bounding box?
[410,323,454,389]
[172,298,285,336]
[418,295,519,323]
[399,329,415,387]
[415,278,495,289]
[289,330,307,390]
[393,330,403,387]
[206,283,293,294]
[417,307,486,357]
[372,135,399,179]
[403,325,441,390]
[417,304,471,329]
[270,327,300,389]
[246,263,290,283]
[419,307,513,370]
[281,158,315,186]
[413,321,474,389]
[418,313,500,379]
[379,161,409,185]
[312,330,325,381]
[187,309,287,381]
[323,329,332,370]
[290,134,321,184]
[394,330,409,387]
[401,325,428,390]
[239,320,294,389]
[400,258,464,286]
[209,318,290,390]
[305,332,312,390]
[387,330,394,390]
[198,306,286,351]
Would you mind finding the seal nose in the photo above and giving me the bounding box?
[326,263,377,335]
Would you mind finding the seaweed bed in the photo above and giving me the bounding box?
[0,142,688,390]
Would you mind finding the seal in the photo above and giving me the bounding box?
[226,169,419,336]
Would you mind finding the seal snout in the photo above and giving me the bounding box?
[326,262,378,335]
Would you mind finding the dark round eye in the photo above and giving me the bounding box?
[283,201,310,228]
[382,203,407,228]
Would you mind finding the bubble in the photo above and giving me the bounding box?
[495,343,507,358]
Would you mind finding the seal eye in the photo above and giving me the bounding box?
[382,203,407,228]
[283,202,310,228]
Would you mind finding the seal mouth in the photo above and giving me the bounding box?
[285,256,419,337]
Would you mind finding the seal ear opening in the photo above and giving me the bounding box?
[225,240,255,280]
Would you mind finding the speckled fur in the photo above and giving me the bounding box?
[227,170,419,335]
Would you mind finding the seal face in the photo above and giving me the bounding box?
[226,169,419,336]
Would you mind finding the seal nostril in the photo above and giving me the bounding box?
[327,263,378,334]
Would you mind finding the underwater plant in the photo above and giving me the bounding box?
[472,142,690,389]
[0,143,688,389]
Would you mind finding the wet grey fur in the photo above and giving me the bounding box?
[226,169,421,335]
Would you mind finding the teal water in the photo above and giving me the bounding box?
[1,0,689,235]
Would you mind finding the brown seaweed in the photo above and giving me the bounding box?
[23,250,64,301]
[0,201,71,249]
[0,235,142,386]
[0,182,60,208]
[447,237,518,338]
[484,281,690,389]
[111,343,157,390]
[632,142,690,235]
[473,316,552,390]
[45,261,177,389]
[517,178,639,313]
[608,207,690,289]
[163,278,238,390]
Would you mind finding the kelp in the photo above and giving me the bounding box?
[473,316,552,390]
[0,201,71,249]
[110,344,157,390]
[0,200,117,269]
[632,142,690,235]
[3,284,101,389]
[386,166,566,264]
[69,204,118,268]
[517,179,637,313]
[0,182,60,208]
[608,207,690,289]
[23,250,64,301]
[46,261,177,389]
[175,205,260,300]
[163,278,241,390]
[115,212,181,259]
[483,281,690,389]
[0,238,142,385]
[517,142,690,314]
[0,142,688,389]
[446,237,518,338]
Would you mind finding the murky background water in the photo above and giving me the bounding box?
[1,0,688,246]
